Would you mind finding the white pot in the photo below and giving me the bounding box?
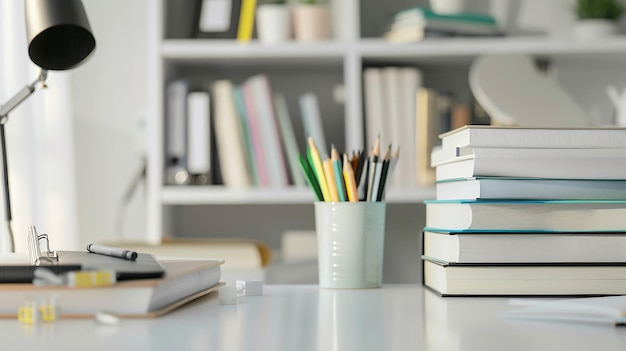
[574,19,617,40]
[256,4,291,44]
[292,4,332,42]
[429,0,465,14]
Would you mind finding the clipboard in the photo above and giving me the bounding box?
[0,225,165,283]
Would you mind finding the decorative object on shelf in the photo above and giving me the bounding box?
[292,0,332,42]
[429,0,465,14]
[194,0,242,39]
[256,0,291,44]
[606,85,626,126]
[469,54,588,127]
[573,0,624,39]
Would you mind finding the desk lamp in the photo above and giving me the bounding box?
[0,0,96,252]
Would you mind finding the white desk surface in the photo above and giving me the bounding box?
[0,284,624,351]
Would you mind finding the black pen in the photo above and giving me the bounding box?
[86,244,138,261]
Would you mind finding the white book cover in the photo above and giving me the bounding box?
[299,93,327,157]
[247,75,289,187]
[440,126,626,149]
[434,147,626,181]
[211,80,252,187]
[186,91,211,176]
[363,68,385,152]
[425,199,626,232]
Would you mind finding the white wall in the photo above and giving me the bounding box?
[71,0,150,246]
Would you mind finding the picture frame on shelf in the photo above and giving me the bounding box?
[194,0,243,39]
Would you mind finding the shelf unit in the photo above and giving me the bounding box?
[145,0,626,246]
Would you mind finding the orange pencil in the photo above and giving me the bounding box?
[323,157,339,202]
[343,153,359,202]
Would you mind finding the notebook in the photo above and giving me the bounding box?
[0,226,165,283]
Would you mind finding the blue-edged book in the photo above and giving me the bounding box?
[424,199,626,232]
[435,177,626,201]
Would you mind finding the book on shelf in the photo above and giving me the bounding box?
[233,85,260,186]
[424,199,626,232]
[236,0,256,42]
[212,79,253,187]
[423,256,626,296]
[423,230,626,264]
[0,258,223,318]
[440,125,626,150]
[503,295,626,326]
[433,147,626,181]
[186,90,212,185]
[363,67,387,153]
[299,92,328,157]
[275,93,306,187]
[384,6,502,43]
[381,66,421,188]
[241,79,271,186]
[435,177,626,201]
[393,6,498,28]
[416,87,440,186]
[247,74,290,187]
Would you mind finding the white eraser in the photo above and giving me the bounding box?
[95,311,119,325]
[237,280,263,296]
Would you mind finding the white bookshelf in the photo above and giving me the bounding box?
[145,0,626,249]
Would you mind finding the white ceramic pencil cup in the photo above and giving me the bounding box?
[314,201,386,289]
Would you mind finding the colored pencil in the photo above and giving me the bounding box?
[307,137,330,202]
[323,157,340,202]
[332,146,347,201]
[366,136,380,202]
[343,153,359,202]
[298,154,323,201]
[376,145,392,201]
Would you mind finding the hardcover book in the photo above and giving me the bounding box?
[424,199,626,232]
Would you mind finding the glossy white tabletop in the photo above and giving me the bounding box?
[0,284,625,351]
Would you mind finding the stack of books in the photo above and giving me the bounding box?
[383,7,502,43]
[422,125,626,296]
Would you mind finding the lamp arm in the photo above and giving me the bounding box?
[0,69,48,123]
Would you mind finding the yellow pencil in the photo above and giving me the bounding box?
[307,137,331,202]
[343,153,359,202]
[323,157,339,202]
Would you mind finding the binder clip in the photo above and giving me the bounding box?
[27,225,58,266]
[17,295,58,324]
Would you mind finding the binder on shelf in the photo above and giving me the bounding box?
[165,79,190,185]
[186,90,212,185]
[0,226,166,284]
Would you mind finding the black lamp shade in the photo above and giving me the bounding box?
[25,0,96,71]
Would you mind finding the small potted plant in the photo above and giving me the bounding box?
[574,0,624,39]
[256,0,291,44]
[292,0,332,42]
